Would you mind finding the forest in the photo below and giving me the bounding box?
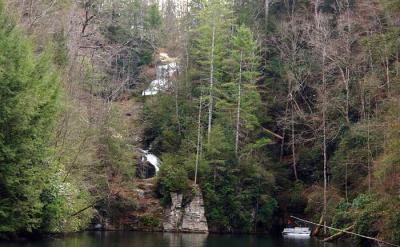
[0,0,399,245]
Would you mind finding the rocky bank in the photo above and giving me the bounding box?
[98,179,208,233]
[163,185,208,233]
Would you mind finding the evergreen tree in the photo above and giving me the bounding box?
[0,4,59,232]
[190,0,233,142]
[219,25,262,157]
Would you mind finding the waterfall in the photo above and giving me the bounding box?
[139,149,161,173]
[142,53,178,96]
[139,53,177,174]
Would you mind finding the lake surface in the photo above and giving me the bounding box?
[0,231,359,247]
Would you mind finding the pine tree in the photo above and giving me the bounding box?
[217,25,261,156]
[0,4,59,232]
[190,0,233,143]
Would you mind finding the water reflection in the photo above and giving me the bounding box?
[282,235,329,247]
[163,232,207,247]
[0,232,357,247]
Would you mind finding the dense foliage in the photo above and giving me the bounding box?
[144,0,400,240]
[0,3,91,234]
[1,0,400,244]
[148,0,278,232]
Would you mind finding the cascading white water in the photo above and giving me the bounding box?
[138,149,160,173]
[142,53,178,96]
[139,53,177,174]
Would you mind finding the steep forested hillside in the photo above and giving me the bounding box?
[0,0,400,245]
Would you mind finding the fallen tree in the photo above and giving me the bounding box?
[290,216,400,247]
[323,225,354,242]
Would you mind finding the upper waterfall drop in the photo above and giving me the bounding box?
[142,52,178,96]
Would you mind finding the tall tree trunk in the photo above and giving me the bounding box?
[264,0,270,25]
[346,67,350,123]
[235,51,243,156]
[334,0,352,124]
[396,51,399,77]
[367,110,371,192]
[175,79,181,134]
[207,24,216,143]
[314,0,328,234]
[345,162,348,202]
[322,45,328,235]
[360,78,366,120]
[339,67,350,123]
[385,55,390,97]
[280,97,290,162]
[345,0,351,123]
[195,91,203,185]
[291,102,298,180]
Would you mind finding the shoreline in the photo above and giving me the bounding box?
[0,229,279,242]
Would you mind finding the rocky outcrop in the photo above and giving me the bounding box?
[163,186,208,233]
[91,178,207,233]
[163,193,184,231]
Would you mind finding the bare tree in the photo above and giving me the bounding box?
[312,1,333,233]
[274,7,312,180]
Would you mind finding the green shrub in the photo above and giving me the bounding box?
[352,194,374,209]
[287,182,307,214]
[388,211,400,244]
[156,154,190,204]
[39,167,94,233]
[354,210,378,237]
[140,215,160,227]
[352,194,382,243]
[331,200,352,230]
[257,195,278,228]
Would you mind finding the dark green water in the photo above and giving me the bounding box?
[0,232,358,247]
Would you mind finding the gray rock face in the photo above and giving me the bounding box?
[163,186,208,233]
[163,193,184,231]
[181,189,208,232]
